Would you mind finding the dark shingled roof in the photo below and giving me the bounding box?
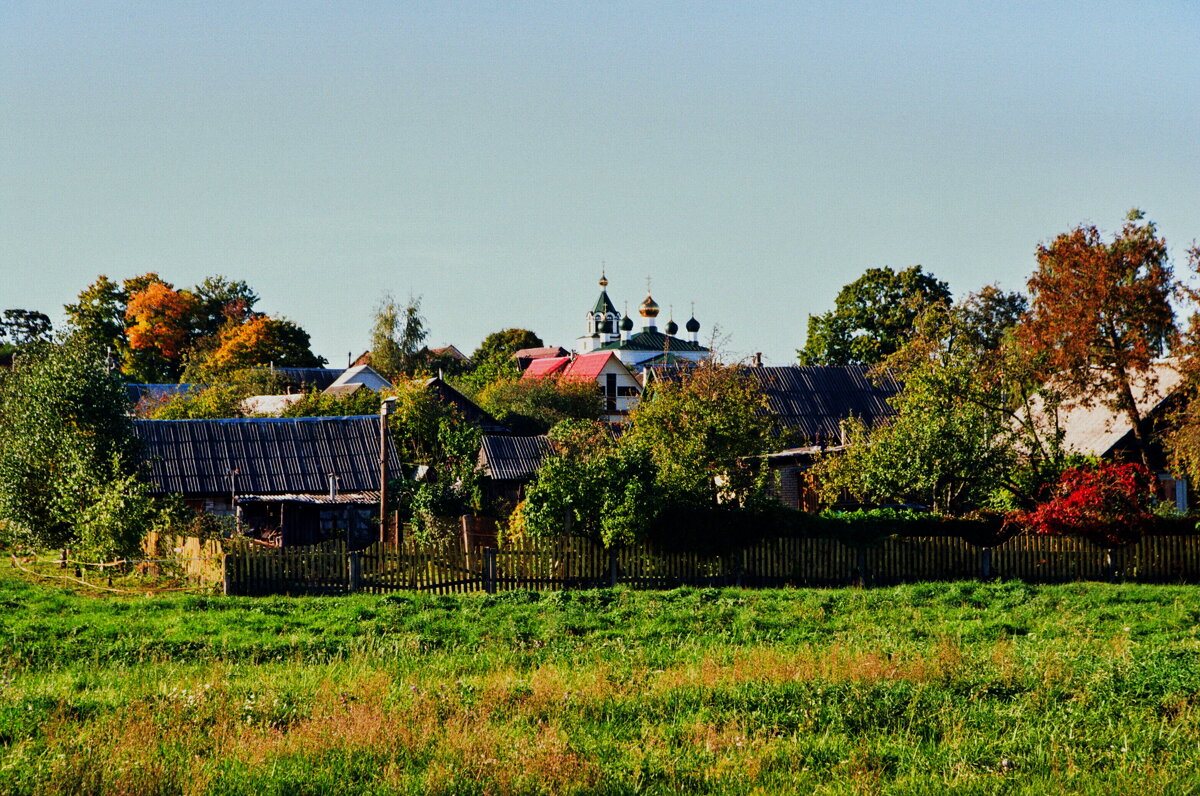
[135,416,401,496]
[647,365,899,443]
[477,435,553,481]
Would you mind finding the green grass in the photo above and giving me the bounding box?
[2,564,1200,794]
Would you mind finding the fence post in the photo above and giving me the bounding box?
[855,546,867,587]
[348,550,361,593]
[1105,548,1116,582]
[981,547,992,579]
[734,548,744,588]
[484,547,496,594]
[609,548,618,588]
[222,554,231,596]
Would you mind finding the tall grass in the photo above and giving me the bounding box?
[2,569,1200,793]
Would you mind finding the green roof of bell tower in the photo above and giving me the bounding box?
[591,289,619,316]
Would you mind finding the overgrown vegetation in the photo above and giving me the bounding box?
[3,568,1200,793]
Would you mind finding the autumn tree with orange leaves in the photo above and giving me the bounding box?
[1018,210,1177,467]
[124,280,200,382]
[189,315,325,377]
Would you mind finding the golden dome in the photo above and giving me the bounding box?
[639,294,660,318]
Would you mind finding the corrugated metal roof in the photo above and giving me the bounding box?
[135,415,401,496]
[423,377,509,434]
[646,365,899,442]
[513,346,569,361]
[477,434,553,481]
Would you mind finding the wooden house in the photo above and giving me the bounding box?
[135,415,401,547]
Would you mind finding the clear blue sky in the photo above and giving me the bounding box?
[3,2,1198,366]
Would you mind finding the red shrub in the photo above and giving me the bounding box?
[1015,462,1156,546]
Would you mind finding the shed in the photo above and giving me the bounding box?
[477,434,554,505]
[135,415,402,546]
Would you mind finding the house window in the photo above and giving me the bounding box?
[605,373,617,412]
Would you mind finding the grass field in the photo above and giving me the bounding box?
[3,565,1200,794]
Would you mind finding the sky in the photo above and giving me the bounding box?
[2,2,1199,367]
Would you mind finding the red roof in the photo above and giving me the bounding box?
[563,351,614,381]
[522,357,570,379]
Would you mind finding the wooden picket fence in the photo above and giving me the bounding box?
[221,532,1200,596]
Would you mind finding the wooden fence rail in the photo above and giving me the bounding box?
[222,533,1200,596]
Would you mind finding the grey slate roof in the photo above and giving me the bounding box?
[477,435,553,481]
[135,416,401,496]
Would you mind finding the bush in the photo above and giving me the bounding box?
[1013,461,1156,546]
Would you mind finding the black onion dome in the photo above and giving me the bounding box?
[665,319,679,336]
[686,316,700,333]
[620,315,634,331]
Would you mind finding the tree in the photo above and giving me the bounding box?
[1165,245,1200,486]
[190,276,259,338]
[956,285,1028,353]
[517,423,660,548]
[370,293,428,380]
[0,309,52,344]
[624,362,774,507]
[186,315,325,378]
[64,275,128,350]
[124,279,199,382]
[476,375,604,434]
[0,334,152,557]
[798,265,951,366]
[813,295,1063,514]
[1017,210,1176,467]
[457,328,542,394]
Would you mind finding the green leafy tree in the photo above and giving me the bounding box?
[798,265,951,366]
[458,328,543,393]
[624,363,774,507]
[190,276,259,338]
[0,334,153,557]
[814,296,1063,514]
[476,375,603,434]
[63,275,128,351]
[518,425,660,547]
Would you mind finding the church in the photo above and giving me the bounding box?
[575,273,711,372]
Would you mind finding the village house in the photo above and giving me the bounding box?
[521,350,642,423]
[135,415,401,547]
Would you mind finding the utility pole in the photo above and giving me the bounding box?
[379,396,397,543]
